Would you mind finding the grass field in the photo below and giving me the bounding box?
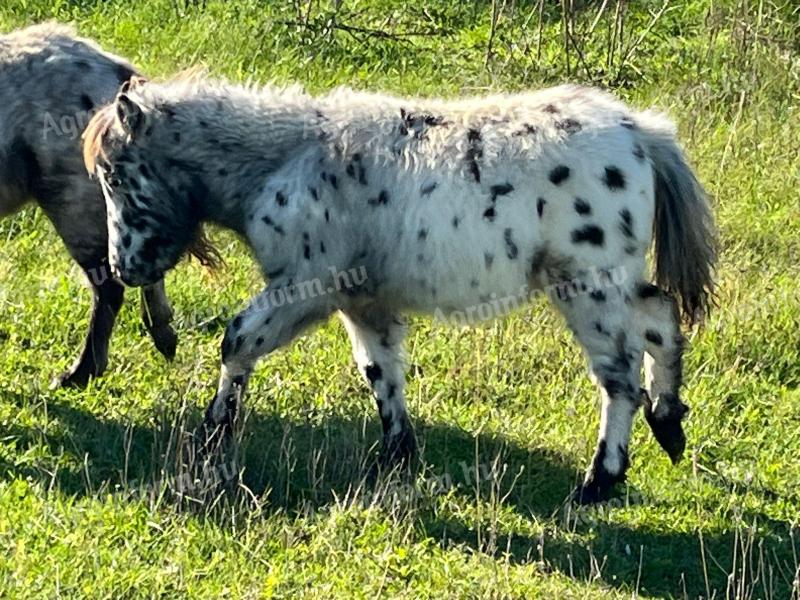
[1,1,799,597]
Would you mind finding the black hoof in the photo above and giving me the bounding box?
[643,393,689,464]
[51,362,102,389]
[151,325,178,360]
[572,468,627,505]
[380,426,417,468]
[573,440,627,505]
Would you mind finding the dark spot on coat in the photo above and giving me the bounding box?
[368,190,389,206]
[346,163,356,178]
[590,290,606,302]
[418,228,428,240]
[483,207,496,221]
[366,363,383,384]
[537,197,546,218]
[490,183,514,202]
[302,232,311,260]
[309,186,318,201]
[470,279,479,288]
[329,174,338,189]
[543,104,559,114]
[645,330,663,345]
[619,208,634,238]
[556,118,582,134]
[603,166,626,190]
[233,316,243,329]
[452,216,460,228]
[421,182,437,196]
[484,253,494,270]
[320,241,326,253]
[324,209,330,222]
[503,228,518,259]
[574,198,591,215]
[637,283,660,299]
[261,215,285,235]
[276,191,288,206]
[466,128,482,182]
[571,225,605,246]
[549,165,570,185]
[513,123,538,137]
[633,143,645,162]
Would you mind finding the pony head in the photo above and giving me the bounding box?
[83,78,220,286]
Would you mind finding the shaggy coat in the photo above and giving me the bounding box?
[84,77,717,503]
[0,23,178,386]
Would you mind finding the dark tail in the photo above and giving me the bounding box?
[637,111,718,324]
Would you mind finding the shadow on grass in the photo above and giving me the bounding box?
[1,390,796,598]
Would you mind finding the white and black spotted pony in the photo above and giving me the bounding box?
[83,77,716,503]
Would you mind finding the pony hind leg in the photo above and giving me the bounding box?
[339,307,415,469]
[140,281,178,360]
[550,272,645,504]
[634,282,689,464]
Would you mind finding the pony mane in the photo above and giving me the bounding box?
[81,103,116,176]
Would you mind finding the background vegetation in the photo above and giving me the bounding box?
[0,0,798,597]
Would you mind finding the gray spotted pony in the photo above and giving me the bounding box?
[0,23,192,386]
[83,76,716,503]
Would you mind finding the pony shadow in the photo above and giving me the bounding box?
[2,391,796,599]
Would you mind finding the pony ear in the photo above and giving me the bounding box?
[116,93,145,137]
[119,75,148,95]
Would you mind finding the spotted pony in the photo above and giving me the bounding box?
[0,23,184,387]
[83,77,717,503]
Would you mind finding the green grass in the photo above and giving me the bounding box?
[1,1,799,597]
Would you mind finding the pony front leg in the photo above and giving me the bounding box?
[339,307,416,469]
[140,280,178,361]
[551,275,645,504]
[199,284,333,446]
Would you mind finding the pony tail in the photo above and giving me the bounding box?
[188,227,224,269]
[637,111,718,325]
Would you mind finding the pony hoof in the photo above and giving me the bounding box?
[643,393,689,464]
[572,477,618,505]
[151,325,178,360]
[374,426,417,476]
[51,367,93,389]
[194,418,232,460]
